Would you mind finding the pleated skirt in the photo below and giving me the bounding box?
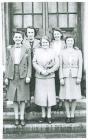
[34,78,56,107]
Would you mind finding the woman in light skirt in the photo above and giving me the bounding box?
[33,36,59,123]
[59,36,82,123]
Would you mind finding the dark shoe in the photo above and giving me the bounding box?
[15,119,19,126]
[70,117,75,123]
[65,117,70,123]
[39,117,46,123]
[20,120,25,126]
[47,118,52,124]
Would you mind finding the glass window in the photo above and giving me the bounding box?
[68,2,77,12]
[34,15,42,28]
[48,2,57,13]
[34,2,42,13]
[69,14,77,27]
[58,2,67,13]
[24,15,32,28]
[59,14,67,27]
[49,15,57,27]
[24,2,32,13]
[13,15,22,28]
[12,3,22,13]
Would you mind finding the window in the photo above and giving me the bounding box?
[11,2,43,30]
[48,2,77,28]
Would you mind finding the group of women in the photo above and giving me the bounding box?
[5,26,82,126]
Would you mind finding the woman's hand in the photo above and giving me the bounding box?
[41,70,49,76]
[26,77,31,84]
[60,79,65,86]
[5,78,9,86]
[76,78,81,84]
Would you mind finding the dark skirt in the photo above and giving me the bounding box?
[7,65,30,102]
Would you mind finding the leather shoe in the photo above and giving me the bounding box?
[39,117,46,123]
[65,117,70,123]
[20,120,25,126]
[47,118,52,124]
[15,119,19,126]
[70,117,75,123]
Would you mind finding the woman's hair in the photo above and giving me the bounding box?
[25,26,37,37]
[52,27,63,40]
[65,36,75,47]
[40,36,50,46]
[12,31,24,39]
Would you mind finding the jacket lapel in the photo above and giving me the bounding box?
[19,46,26,63]
[10,46,15,64]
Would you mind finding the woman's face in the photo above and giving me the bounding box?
[41,38,49,49]
[66,38,74,48]
[13,33,23,44]
[53,30,62,41]
[27,28,35,41]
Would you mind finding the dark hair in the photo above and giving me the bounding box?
[25,26,37,37]
[65,36,75,47]
[12,31,24,39]
[52,27,63,40]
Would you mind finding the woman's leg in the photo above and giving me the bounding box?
[14,101,19,120]
[64,100,70,118]
[47,106,51,118]
[70,100,77,118]
[14,101,19,125]
[20,101,25,120]
[41,106,46,118]
[47,106,52,123]
[39,106,46,123]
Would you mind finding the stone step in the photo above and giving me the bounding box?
[3,132,86,139]
[3,110,86,121]
[3,120,86,134]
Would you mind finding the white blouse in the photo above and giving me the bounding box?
[14,47,21,64]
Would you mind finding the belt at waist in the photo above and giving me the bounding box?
[63,66,78,68]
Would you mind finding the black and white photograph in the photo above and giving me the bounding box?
[2,1,87,139]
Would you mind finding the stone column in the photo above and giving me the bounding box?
[81,2,88,71]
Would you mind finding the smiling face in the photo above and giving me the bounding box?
[13,33,23,45]
[53,30,62,41]
[41,38,49,49]
[66,37,74,48]
[27,28,35,41]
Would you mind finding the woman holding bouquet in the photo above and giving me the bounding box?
[33,36,59,123]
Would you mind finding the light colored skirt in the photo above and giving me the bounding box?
[34,78,56,107]
[59,77,82,100]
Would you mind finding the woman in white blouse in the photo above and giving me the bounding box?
[51,28,65,109]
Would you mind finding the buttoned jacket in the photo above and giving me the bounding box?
[5,45,31,80]
[59,48,82,79]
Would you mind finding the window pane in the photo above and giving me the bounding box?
[58,2,67,13]
[24,15,32,28]
[69,14,77,27]
[48,2,57,13]
[34,2,42,13]
[68,2,77,12]
[59,14,67,27]
[13,15,22,28]
[24,2,32,13]
[49,15,57,27]
[12,3,22,13]
[34,15,42,28]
